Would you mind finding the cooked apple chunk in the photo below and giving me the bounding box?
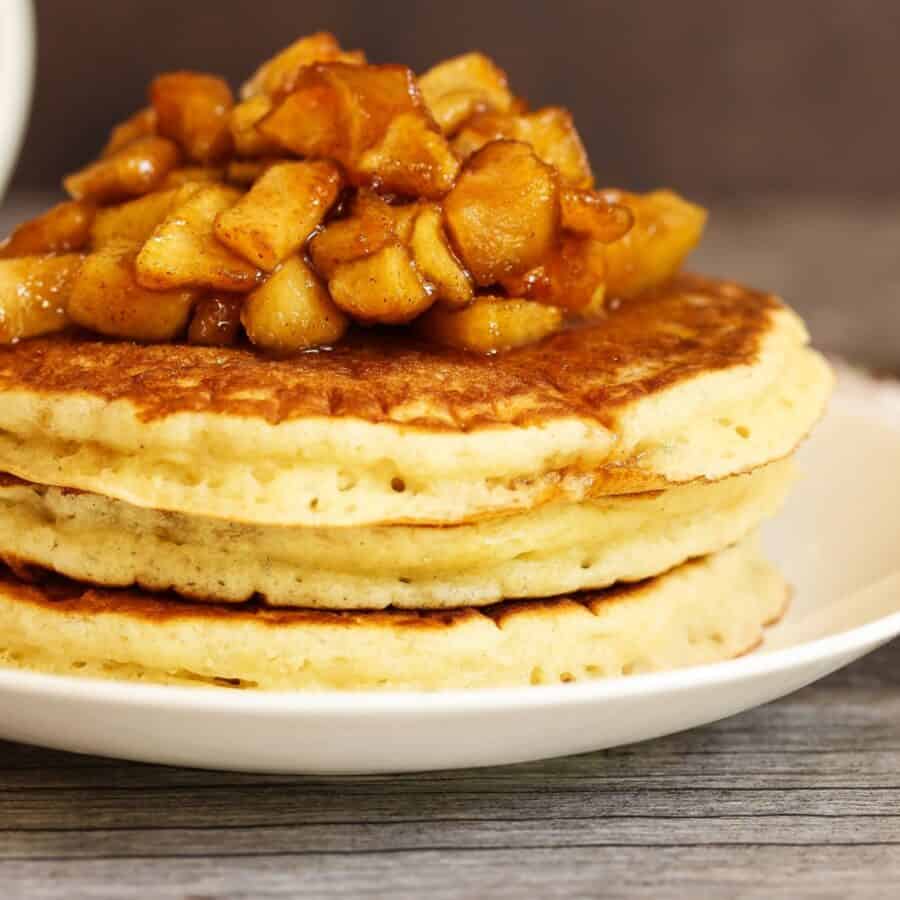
[214,161,342,270]
[241,32,366,99]
[162,166,224,189]
[0,35,713,356]
[419,52,514,134]
[229,95,282,157]
[560,188,633,242]
[90,189,179,249]
[224,158,281,185]
[0,255,81,343]
[353,191,419,243]
[513,108,593,188]
[418,296,562,352]
[102,107,157,157]
[258,63,424,172]
[601,189,708,298]
[309,214,391,280]
[328,244,432,324]
[151,71,234,164]
[357,113,459,199]
[0,201,95,258]
[444,140,559,285]
[309,190,416,278]
[454,107,593,188]
[410,204,472,307]
[69,242,195,340]
[188,294,245,346]
[64,136,181,204]
[450,111,516,159]
[136,185,262,291]
[256,86,340,160]
[243,256,348,351]
[502,235,607,312]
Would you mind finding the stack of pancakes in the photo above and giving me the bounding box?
[0,275,831,689]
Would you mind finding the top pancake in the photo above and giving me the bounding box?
[0,275,781,427]
[0,275,832,526]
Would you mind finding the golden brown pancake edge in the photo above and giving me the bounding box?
[0,274,780,432]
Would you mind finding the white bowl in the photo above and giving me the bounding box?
[0,0,35,199]
[0,363,897,773]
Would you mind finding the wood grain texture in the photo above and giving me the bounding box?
[0,639,897,898]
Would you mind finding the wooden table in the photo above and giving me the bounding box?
[1,641,898,899]
[1,194,898,898]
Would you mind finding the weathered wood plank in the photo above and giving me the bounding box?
[2,751,900,793]
[2,814,900,860]
[3,786,900,832]
[3,846,900,900]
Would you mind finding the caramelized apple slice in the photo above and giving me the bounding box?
[229,95,282,157]
[454,107,592,187]
[419,53,514,134]
[444,140,559,285]
[243,256,348,351]
[513,108,593,188]
[90,189,179,249]
[0,255,81,342]
[409,204,472,307]
[151,71,234,164]
[241,32,366,99]
[308,190,416,278]
[309,213,392,280]
[69,241,195,340]
[502,235,607,311]
[0,201,95,258]
[257,85,342,161]
[215,161,342,270]
[357,113,459,198]
[102,107,157,157]
[224,158,282,185]
[188,294,245,346]
[560,188,633,242]
[354,191,419,244]
[258,63,424,171]
[64,136,180,204]
[601,189,708,298]
[161,166,224,189]
[328,244,432,324]
[136,185,262,292]
[451,111,517,159]
[418,296,562,352]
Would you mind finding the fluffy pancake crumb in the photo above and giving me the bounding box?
[0,536,788,690]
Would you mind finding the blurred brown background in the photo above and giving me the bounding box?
[11,0,899,200]
[5,0,900,368]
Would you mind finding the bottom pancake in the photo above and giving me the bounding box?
[0,536,787,691]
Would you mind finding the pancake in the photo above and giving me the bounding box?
[0,459,793,609]
[0,536,787,691]
[0,275,831,527]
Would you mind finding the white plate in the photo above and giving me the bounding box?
[0,364,897,773]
